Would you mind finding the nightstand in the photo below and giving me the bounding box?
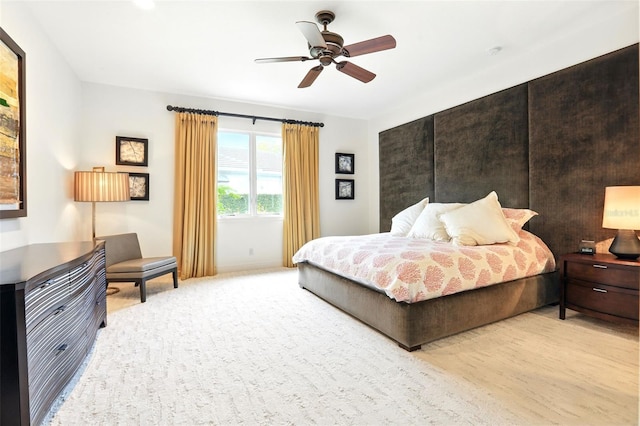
[559,253,639,325]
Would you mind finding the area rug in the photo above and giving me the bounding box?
[47,268,638,425]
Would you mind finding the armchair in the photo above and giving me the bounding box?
[97,233,178,303]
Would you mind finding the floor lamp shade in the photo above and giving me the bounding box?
[74,171,130,202]
[74,169,130,239]
[602,186,640,259]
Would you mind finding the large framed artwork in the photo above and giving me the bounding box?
[0,28,27,219]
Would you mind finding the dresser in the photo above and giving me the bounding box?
[559,253,639,325]
[0,242,107,426]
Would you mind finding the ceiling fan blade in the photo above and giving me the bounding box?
[342,35,396,58]
[255,56,312,63]
[336,61,376,83]
[298,65,324,88]
[296,21,327,48]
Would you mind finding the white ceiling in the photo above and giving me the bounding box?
[20,0,640,120]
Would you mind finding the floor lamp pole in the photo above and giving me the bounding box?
[92,201,96,241]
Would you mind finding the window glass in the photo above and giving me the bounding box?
[217,132,249,215]
[255,135,282,215]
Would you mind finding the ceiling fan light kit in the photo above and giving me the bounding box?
[255,10,396,88]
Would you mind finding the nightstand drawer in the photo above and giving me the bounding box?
[566,262,639,290]
[566,279,639,320]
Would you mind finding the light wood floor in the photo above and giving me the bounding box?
[416,306,639,425]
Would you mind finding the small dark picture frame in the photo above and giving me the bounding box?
[335,179,354,200]
[335,153,354,174]
[128,172,150,201]
[116,136,148,166]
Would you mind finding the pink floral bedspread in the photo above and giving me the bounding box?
[292,231,556,303]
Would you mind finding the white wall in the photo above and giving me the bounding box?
[79,83,369,272]
[0,2,84,252]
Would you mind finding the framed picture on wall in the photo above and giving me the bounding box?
[116,136,148,166]
[335,179,354,200]
[335,153,354,174]
[128,172,150,201]
[0,28,27,219]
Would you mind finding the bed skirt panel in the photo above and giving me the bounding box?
[298,262,559,350]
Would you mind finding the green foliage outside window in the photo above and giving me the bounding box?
[217,185,248,215]
[217,185,281,215]
[257,194,282,214]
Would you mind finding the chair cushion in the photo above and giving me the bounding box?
[107,256,177,273]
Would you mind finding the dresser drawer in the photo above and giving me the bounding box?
[27,288,91,424]
[27,292,87,381]
[565,261,639,290]
[28,328,86,424]
[25,273,71,333]
[566,279,639,320]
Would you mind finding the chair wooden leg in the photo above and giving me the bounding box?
[139,279,147,303]
[172,268,178,288]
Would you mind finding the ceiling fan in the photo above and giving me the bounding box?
[254,10,396,88]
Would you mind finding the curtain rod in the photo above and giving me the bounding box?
[166,105,324,128]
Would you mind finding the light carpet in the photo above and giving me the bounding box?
[48,268,638,425]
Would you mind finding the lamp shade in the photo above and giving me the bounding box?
[74,171,130,202]
[602,186,640,230]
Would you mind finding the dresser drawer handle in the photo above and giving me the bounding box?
[53,305,66,315]
[592,288,608,293]
[39,280,54,290]
[592,264,608,269]
[56,344,68,355]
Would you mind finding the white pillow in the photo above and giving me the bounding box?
[390,197,429,236]
[407,202,465,241]
[439,191,520,246]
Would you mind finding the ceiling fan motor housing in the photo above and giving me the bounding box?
[310,30,344,62]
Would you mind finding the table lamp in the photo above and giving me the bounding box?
[602,186,640,260]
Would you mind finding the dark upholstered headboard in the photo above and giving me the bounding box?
[379,44,639,259]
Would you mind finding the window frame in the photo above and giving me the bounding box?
[217,128,283,218]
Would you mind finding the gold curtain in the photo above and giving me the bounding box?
[173,112,217,279]
[282,123,320,267]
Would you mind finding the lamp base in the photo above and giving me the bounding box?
[106,286,120,296]
[608,229,640,260]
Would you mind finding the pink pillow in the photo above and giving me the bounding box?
[502,208,538,231]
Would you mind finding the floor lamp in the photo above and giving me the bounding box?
[75,167,130,296]
[74,167,130,240]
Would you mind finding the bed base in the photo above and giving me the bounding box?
[298,262,559,351]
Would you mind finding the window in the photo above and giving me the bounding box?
[217,130,282,216]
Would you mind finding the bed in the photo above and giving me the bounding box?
[293,192,558,351]
[292,47,638,350]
